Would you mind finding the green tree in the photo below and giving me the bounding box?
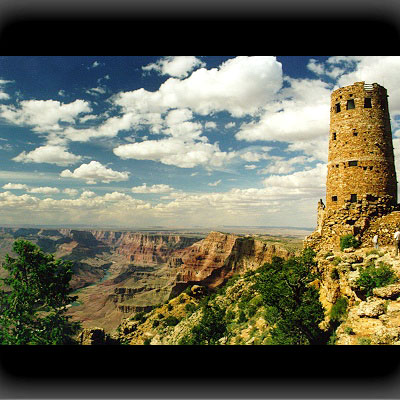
[0,240,81,344]
[254,248,327,345]
[355,261,398,297]
[179,303,227,345]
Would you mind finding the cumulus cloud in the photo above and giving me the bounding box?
[0,190,152,227]
[27,186,60,194]
[12,145,82,166]
[0,99,92,133]
[113,138,235,169]
[115,56,283,117]
[2,183,29,190]
[0,79,13,100]
[62,188,79,197]
[142,56,206,78]
[131,183,174,194]
[60,161,130,184]
[259,156,314,175]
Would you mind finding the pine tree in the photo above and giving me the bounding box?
[0,239,81,344]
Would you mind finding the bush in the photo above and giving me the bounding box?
[179,303,227,345]
[164,316,180,326]
[132,311,147,323]
[330,268,340,280]
[238,310,246,323]
[254,248,327,345]
[355,262,398,297]
[185,303,197,314]
[330,296,348,323]
[340,234,360,251]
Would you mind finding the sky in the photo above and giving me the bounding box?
[1,56,400,229]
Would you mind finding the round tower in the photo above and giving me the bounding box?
[326,81,397,212]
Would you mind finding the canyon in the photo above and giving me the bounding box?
[0,227,301,333]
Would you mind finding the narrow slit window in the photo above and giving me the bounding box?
[332,196,338,202]
[346,99,355,110]
[335,103,341,113]
[350,194,357,203]
[348,160,358,167]
[364,98,372,108]
[332,132,336,140]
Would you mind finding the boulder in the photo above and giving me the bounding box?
[357,299,386,318]
[373,283,400,299]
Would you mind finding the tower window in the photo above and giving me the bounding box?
[332,132,336,140]
[346,99,355,110]
[348,160,358,167]
[353,131,358,136]
[350,194,357,203]
[332,196,338,202]
[364,98,372,108]
[335,103,341,113]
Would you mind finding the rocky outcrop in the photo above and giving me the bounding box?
[115,233,200,265]
[171,232,293,291]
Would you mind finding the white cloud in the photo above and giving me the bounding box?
[27,186,60,194]
[12,145,82,166]
[235,78,332,162]
[205,121,217,130]
[0,99,92,132]
[85,87,106,96]
[259,156,314,175]
[262,163,326,192]
[142,56,206,78]
[116,56,283,117]
[131,183,174,194]
[0,79,13,101]
[113,138,236,169]
[2,183,29,190]
[208,179,221,187]
[60,161,130,184]
[63,188,79,197]
[244,165,257,170]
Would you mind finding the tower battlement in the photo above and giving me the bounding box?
[326,81,397,212]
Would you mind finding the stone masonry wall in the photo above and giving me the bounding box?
[326,82,397,211]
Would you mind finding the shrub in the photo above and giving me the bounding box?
[344,326,354,335]
[358,337,372,345]
[167,303,173,311]
[330,268,340,280]
[164,316,180,326]
[185,303,197,314]
[340,234,361,251]
[331,257,342,266]
[152,320,160,328]
[179,303,227,345]
[254,248,327,345]
[238,310,246,323]
[355,262,398,297]
[330,297,348,323]
[132,311,147,323]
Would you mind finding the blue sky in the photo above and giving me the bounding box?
[1,56,400,229]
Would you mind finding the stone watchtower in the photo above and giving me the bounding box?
[326,81,397,212]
